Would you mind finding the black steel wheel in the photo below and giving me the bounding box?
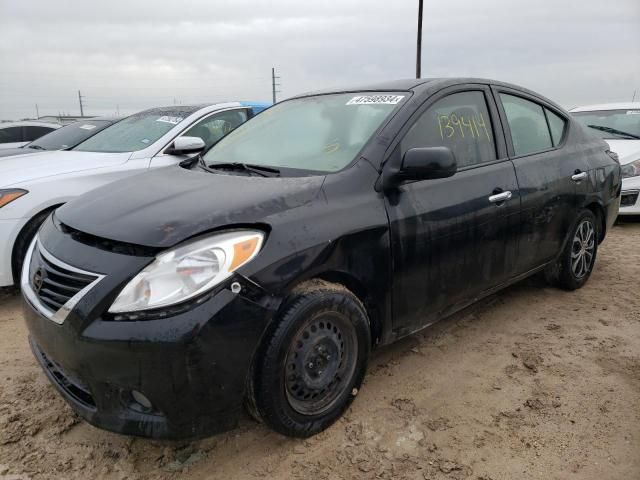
[284,311,358,416]
[249,280,370,437]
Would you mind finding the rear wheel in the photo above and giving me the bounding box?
[547,210,598,290]
[250,281,370,437]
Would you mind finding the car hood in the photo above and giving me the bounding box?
[0,150,131,187]
[0,147,32,159]
[605,139,640,164]
[56,166,325,248]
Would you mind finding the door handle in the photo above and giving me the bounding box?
[571,171,588,182]
[488,191,512,204]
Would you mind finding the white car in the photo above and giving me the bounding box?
[0,102,269,287]
[0,121,61,149]
[571,102,640,215]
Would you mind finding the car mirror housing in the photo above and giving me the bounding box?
[401,147,457,181]
[166,136,206,155]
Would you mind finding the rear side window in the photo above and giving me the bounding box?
[545,109,566,146]
[500,94,554,156]
[401,91,497,168]
[23,126,55,142]
[0,126,23,143]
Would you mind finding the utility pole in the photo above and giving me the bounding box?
[633,90,637,102]
[35,104,39,119]
[271,67,281,104]
[78,90,85,117]
[416,0,423,78]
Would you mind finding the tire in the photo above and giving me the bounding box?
[250,280,371,438]
[11,209,53,285]
[548,210,598,291]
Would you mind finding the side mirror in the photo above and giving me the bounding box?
[401,147,457,181]
[165,136,206,155]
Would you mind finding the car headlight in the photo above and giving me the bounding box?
[108,230,264,313]
[0,189,28,208]
[621,158,640,179]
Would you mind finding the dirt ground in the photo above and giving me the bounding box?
[1,222,639,480]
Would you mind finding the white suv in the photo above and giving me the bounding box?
[0,102,269,287]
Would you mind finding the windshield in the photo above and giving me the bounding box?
[203,92,406,173]
[74,112,184,153]
[29,120,112,150]
[572,109,640,139]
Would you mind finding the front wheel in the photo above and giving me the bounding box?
[12,209,54,285]
[548,210,598,290]
[250,280,371,437]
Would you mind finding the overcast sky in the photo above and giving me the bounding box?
[1,0,639,121]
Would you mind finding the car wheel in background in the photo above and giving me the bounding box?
[249,280,370,437]
[11,209,55,285]
[547,210,598,291]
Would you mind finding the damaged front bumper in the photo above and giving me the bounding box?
[22,217,278,440]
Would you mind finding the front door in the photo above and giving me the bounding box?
[384,87,520,338]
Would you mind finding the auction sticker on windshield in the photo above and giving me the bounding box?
[157,116,183,124]
[346,95,404,105]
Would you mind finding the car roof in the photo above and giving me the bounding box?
[569,102,640,112]
[292,78,440,97]
[132,102,268,118]
[71,116,120,123]
[0,120,62,128]
[290,77,561,107]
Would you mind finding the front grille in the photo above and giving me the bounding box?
[32,341,96,408]
[621,191,639,208]
[27,240,99,315]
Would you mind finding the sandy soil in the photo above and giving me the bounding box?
[0,222,639,480]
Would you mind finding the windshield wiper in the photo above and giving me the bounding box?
[587,124,640,140]
[206,162,280,177]
[27,144,46,150]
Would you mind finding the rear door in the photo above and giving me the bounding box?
[385,85,520,337]
[493,87,583,273]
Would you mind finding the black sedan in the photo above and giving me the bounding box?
[21,78,621,440]
[0,117,118,159]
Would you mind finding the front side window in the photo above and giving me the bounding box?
[500,94,553,156]
[182,109,248,150]
[401,91,497,168]
[29,120,112,150]
[571,109,640,140]
[0,126,23,143]
[23,126,56,142]
[74,112,184,153]
[203,92,405,173]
